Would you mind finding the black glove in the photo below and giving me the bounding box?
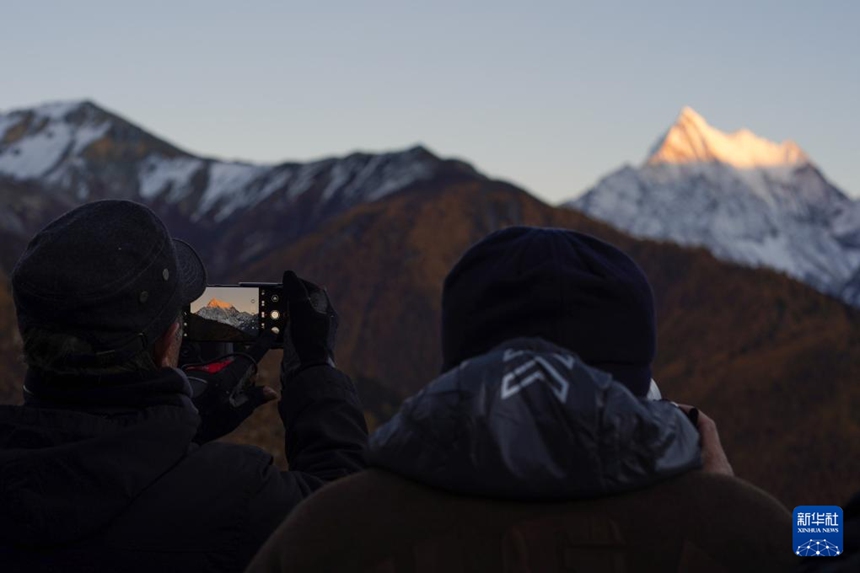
[684,406,700,428]
[663,399,701,429]
[281,271,339,381]
[185,331,278,443]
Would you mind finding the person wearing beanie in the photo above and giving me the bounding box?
[0,200,368,573]
[246,226,793,573]
[441,226,656,396]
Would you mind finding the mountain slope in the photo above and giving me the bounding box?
[569,108,860,305]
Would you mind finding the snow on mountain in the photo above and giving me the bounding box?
[196,300,257,335]
[138,156,204,201]
[0,100,484,277]
[647,107,808,168]
[0,100,188,204]
[0,101,111,184]
[569,108,860,306]
[186,146,442,223]
[0,100,479,222]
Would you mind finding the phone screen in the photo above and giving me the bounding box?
[186,286,260,342]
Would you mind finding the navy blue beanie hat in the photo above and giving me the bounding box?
[441,227,656,397]
[12,200,206,364]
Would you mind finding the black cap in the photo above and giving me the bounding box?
[12,200,206,362]
[441,227,656,397]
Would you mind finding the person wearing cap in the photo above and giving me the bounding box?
[0,200,368,572]
[246,226,794,573]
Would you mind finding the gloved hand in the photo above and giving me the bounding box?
[185,331,279,443]
[281,271,339,381]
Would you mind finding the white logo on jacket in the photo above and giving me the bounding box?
[500,349,575,403]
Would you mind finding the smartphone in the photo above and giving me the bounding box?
[183,283,286,346]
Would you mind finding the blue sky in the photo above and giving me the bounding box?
[2,0,858,203]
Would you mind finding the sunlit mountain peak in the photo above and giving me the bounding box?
[647,107,808,168]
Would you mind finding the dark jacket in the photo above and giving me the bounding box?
[246,338,793,572]
[0,364,367,572]
[371,337,702,499]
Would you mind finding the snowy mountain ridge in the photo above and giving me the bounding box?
[569,108,860,306]
[196,302,257,335]
[0,100,476,223]
[0,100,483,276]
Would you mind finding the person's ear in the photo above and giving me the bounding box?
[153,320,182,368]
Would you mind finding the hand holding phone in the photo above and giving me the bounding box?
[281,271,339,381]
[675,403,734,476]
[185,331,280,443]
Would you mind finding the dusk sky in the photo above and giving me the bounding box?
[3,1,858,203]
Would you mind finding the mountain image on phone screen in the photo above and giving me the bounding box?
[187,287,259,342]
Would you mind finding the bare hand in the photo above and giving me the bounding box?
[676,404,734,476]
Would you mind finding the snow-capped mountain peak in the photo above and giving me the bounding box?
[0,100,115,184]
[646,107,808,169]
[195,299,257,336]
[569,108,860,307]
[21,100,90,120]
[0,100,188,201]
